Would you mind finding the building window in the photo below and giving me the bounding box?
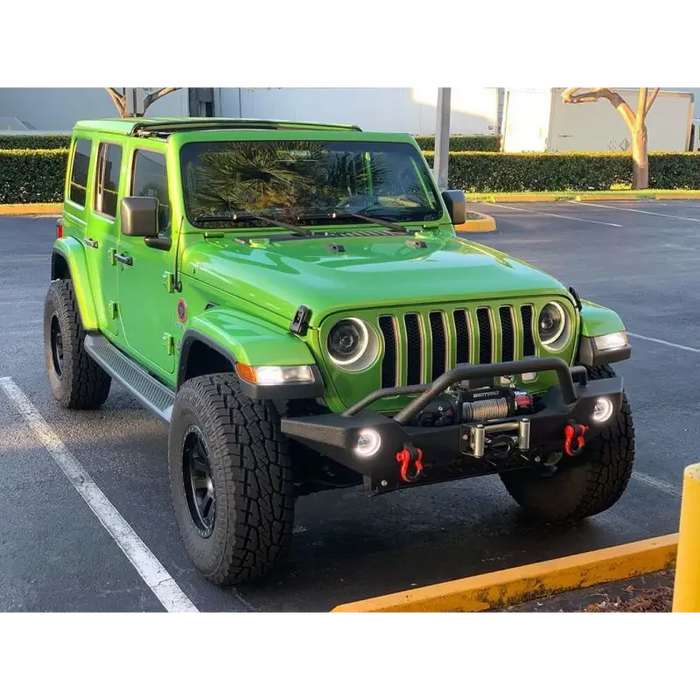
[131,150,170,232]
[94,143,122,219]
[68,139,92,206]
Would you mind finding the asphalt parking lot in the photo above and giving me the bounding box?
[1,200,698,612]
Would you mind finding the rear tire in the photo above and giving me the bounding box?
[168,374,295,586]
[43,279,111,409]
[500,364,635,523]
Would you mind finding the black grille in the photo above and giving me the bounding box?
[429,312,447,381]
[476,308,493,364]
[453,310,470,364]
[404,314,423,385]
[378,316,398,389]
[521,305,536,357]
[499,306,515,362]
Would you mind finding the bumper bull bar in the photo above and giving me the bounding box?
[280,357,624,493]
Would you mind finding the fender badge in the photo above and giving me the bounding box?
[177,298,187,323]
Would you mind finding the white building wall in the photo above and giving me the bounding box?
[234,88,499,135]
[0,88,189,131]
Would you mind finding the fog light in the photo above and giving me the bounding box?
[592,397,614,423]
[355,429,381,457]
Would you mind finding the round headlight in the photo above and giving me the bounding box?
[538,302,567,346]
[327,318,379,370]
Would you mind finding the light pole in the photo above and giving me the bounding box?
[434,87,451,189]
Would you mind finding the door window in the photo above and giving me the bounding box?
[131,150,170,232]
[94,143,123,219]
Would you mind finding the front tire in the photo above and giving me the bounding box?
[43,279,111,409]
[500,364,635,523]
[168,374,295,586]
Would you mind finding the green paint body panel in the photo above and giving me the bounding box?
[53,236,99,330]
[187,308,317,367]
[579,300,626,337]
[52,117,629,413]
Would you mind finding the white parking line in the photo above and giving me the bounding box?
[631,472,681,498]
[0,376,199,613]
[482,202,623,227]
[628,332,700,354]
[576,201,700,223]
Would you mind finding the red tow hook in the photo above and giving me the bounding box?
[396,446,423,483]
[564,421,588,457]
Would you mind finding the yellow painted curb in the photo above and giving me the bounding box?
[454,212,496,233]
[469,194,558,203]
[331,533,678,612]
[576,193,649,201]
[467,192,700,203]
[0,203,62,216]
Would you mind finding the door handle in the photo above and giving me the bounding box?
[84,237,99,249]
[114,252,133,266]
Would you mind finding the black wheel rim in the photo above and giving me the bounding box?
[182,426,216,537]
[50,314,64,377]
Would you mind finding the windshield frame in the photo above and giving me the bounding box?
[176,136,447,231]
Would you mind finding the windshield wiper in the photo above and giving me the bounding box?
[297,210,410,233]
[331,211,410,233]
[193,212,314,237]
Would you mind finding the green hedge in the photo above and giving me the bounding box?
[415,135,500,152]
[422,151,700,192]
[3,147,700,204]
[0,134,71,150]
[0,149,68,204]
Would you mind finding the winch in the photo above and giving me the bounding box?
[406,383,534,428]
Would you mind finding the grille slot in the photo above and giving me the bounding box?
[499,306,515,362]
[476,308,493,364]
[429,312,447,381]
[521,305,536,357]
[378,316,398,389]
[404,313,423,385]
[453,310,470,364]
[373,303,538,389]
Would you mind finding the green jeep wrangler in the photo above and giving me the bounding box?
[44,117,635,586]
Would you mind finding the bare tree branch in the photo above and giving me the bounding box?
[636,88,648,132]
[142,87,181,112]
[105,88,128,118]
[562,87,636,132]
[645,87,661,116]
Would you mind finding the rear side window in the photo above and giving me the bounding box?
[69,139,92,206]
[95,143,122,219]
[131,150,170,231]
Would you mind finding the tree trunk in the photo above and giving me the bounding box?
[632,124,649,189]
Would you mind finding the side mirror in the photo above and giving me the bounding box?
[441,190,467,225]
[121,197,159,236]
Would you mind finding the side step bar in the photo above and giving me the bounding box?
[84,334,175,422]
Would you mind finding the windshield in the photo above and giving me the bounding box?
[180,140,443,228]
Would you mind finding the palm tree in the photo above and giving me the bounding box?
[187,140,393,221]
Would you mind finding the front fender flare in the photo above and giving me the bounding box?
[179,308,324,399]
[577,300,630,365]
[52,238,99,330]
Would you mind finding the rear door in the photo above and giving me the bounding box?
[85,140,123,337]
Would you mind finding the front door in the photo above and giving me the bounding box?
[116,147,176,376]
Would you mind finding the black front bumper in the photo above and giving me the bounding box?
[280,357,624,493]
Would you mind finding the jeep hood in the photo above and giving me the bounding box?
[182,233,569,324]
